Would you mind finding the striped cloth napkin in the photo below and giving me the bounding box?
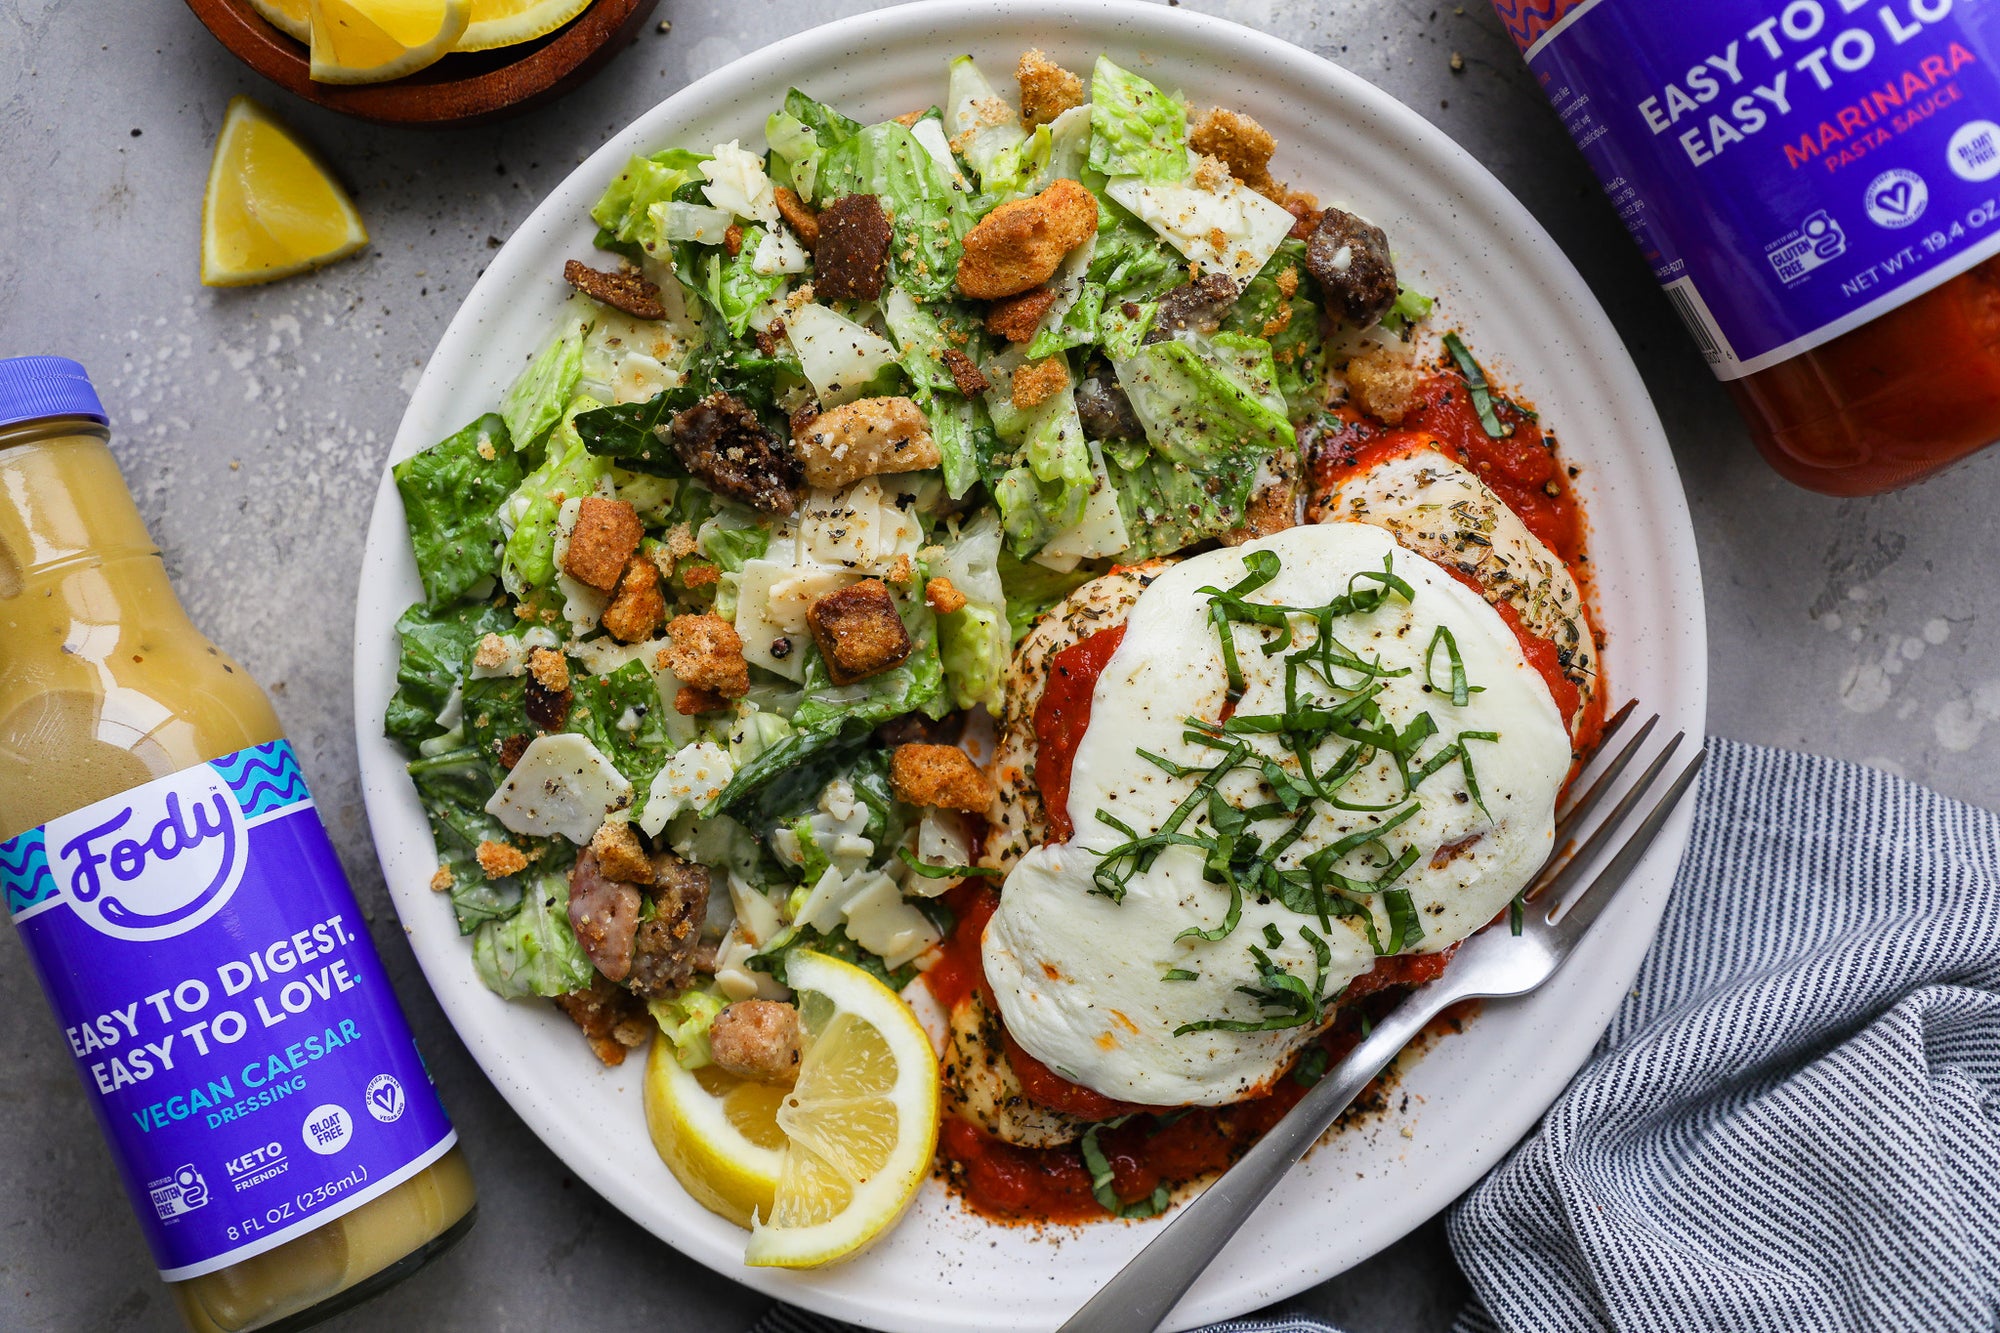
[754,738,2000,1333]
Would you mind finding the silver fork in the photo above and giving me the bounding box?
[1056,709,1705,1333]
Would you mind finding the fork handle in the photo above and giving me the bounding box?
[1056,984,1451,1333]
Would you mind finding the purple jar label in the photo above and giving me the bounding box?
[1516,0,2000,378]
[3,742,455,1279]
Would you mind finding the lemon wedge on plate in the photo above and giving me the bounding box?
[644,1033,787,1228]
[200,96,368,287]
[247,0,310,41]
[745,951,940,1268]
[456,0,594,51]
[645,953,940,1266]
[307,0,470,83]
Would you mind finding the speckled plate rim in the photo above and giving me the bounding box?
[353,3,1708,1327]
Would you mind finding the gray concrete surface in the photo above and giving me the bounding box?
[2,1,1996,1330]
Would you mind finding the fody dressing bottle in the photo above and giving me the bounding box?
[0,357,476,1331]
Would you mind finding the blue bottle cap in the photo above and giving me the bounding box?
[0,356,108,430]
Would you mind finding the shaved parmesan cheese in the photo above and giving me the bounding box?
[485,734,634,844]
[1106,174,1295,279]
[841,873,940,968]
[654,199,736,244]
[699,140,779,224]
[752,224,811,275]
[638,741,735,835]
[787,303,899,407]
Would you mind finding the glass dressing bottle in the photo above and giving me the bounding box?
[0,357,477,1331]
[1495,0,2000,493]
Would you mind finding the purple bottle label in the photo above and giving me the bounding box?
[1509,0,2000,378]
[3,741,455,1279]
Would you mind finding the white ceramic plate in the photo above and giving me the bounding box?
[354,3,1707,1326]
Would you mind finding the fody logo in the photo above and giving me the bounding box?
[45,768,247,941]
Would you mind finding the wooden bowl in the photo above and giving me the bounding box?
[184,0,662,126]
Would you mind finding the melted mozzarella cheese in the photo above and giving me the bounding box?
[981,523,1571,1107]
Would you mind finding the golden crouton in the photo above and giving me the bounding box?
[773,186,819,249]
[601,557,667,644]
[708,1000,802,1084]
[564,497,643,592]
[1011,356,1070,411]
[429,863,455,893]
[1016,49,1084,129]
[797,395,941,490]
[662,613,750,697]
[806,578,913,685]
[956,178,1099,299]
[590,820,654,884]
[985,285,1059,343]
[890,743,996,812]
[925,576,968,615]
[527,645,570,694]
[941,347,989,396]
[1190,107,1278,194]
[562,259,666,321]
[674,684,728,716]
[472,632,511,672]
[1346,343,1424,425]
[475,840,530,879]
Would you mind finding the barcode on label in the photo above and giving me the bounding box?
[1662,277,1730,366]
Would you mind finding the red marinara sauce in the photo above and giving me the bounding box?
[1307,370,1584,569]
[929,376,1601,1222]
[1029,623,1126,842]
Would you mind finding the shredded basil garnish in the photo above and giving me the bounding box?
[1080,1119,1171,1219]
[1424,625,1479,707]
[1163,968,1200,982]
[1442,331,1514,439]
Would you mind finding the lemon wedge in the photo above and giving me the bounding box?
[643,1034,786,1229]
[247,0,310,42]
[200,97,368,288]
[744,952,941,1269]
[455,0,594,52]
[307,0,470,83]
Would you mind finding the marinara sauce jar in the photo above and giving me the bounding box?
[1494,0,2000,493]
[0,357,476,1330]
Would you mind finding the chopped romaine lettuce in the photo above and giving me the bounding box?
[568,659,679,791]
[650,988,728,1068]
[715,602,943,811]
[471,867,596,999]
[1088,57,1189,183]
[1108,331,1296,558]
[766,108,825,203]
[815,120,969,302]
[1221,239,1327,418]
[500,398,612,595]
[592,148,713,251]
[945,56,1029,192]
[697,226,789,338]
[698,511,771,572]
[393,414,521,608]
[997,549,1095,643]
[501,303,592,455]
[931,513,1008,711]
[408,747,531,934]
[1379,283,1435,337]
[386,599,517,746]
